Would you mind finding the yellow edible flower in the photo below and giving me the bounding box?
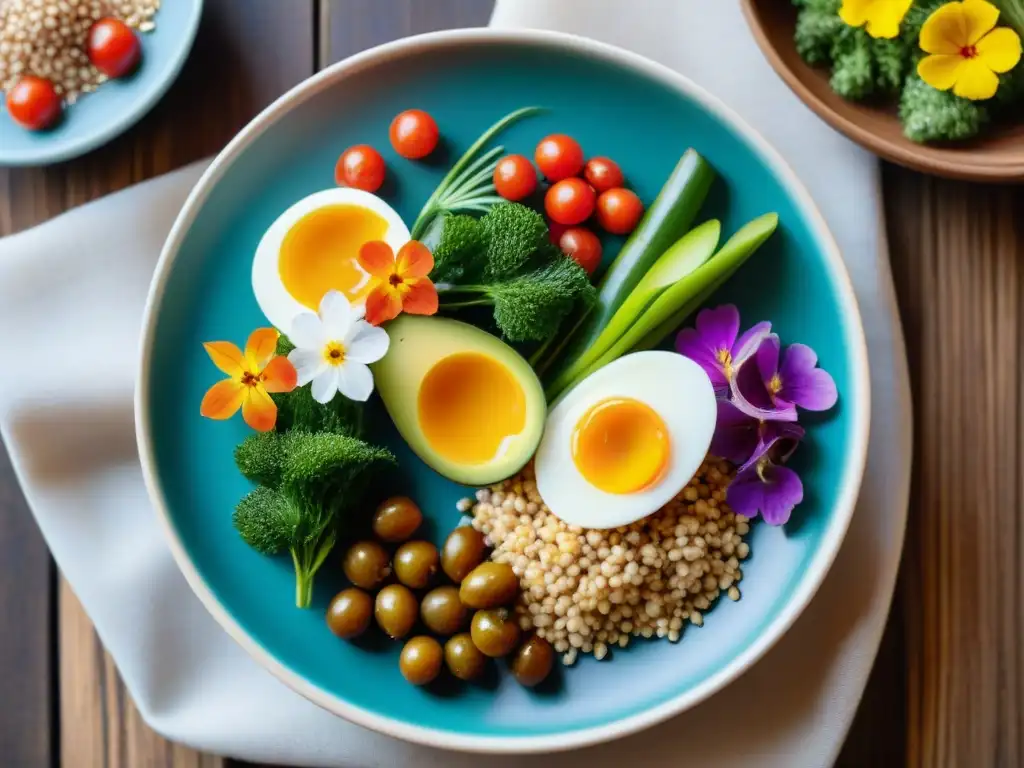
[839,0,913,39]
[917,0,1022,100]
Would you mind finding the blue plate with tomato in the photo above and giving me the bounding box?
[0,0,202,167]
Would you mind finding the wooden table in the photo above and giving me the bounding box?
[0,2,1016,766]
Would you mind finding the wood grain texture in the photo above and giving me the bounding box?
[884,165,1024,767]
[0,1,314,766]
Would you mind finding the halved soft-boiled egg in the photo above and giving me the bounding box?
[534,351,717,529]
[252,188,410,331]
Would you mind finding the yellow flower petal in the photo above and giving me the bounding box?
[961,0,1000,45]
[839,0,873,28]
[918,53,966,91]
[920,3,971,54]
[866,0,913,39]
[200,379,246,420]
[242,385,278,433]
[953,57,1001,99]
[245,327,279,370]
[203,341,246,378]
[977,26,1023,73]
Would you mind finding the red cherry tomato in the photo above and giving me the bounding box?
[493,154,537,201]
[87,18,141,78]
[335,145,386,192]
[596,188,644,235]
[545,178,596,226]
[558,227,602,276]
[534,134,584,182]
[389,109,439,159]
[5,76,62,131]
[584,157,625,193]
[547,219,569,245]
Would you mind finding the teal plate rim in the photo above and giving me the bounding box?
[135,28,871,755]
[0,0,203,167]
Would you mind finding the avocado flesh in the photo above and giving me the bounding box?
[372,315,546,486]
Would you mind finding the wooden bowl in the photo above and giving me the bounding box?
[741,0,1024,182]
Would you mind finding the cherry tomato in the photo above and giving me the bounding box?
[87,18,141,78]
[547,219,569,245]
[493,154,537,201]
[584,157,624,193]
[596,188,644,235]
[558,227,602,276]
[389,109,439,159]
[335,145,386,192]
[5,76,62,131]
[534,134,584,181]
[545,178,596,226]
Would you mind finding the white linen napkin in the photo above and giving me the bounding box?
[0,1,911,766]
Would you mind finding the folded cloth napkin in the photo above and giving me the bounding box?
[0,1,911,766]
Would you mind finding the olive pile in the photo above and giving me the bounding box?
[325,496,554,689]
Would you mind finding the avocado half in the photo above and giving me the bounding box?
[371,315,546,486]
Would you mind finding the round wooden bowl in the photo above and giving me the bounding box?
[741,0,1024,182]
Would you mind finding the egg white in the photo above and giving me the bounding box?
[535,351,718,530]
[251,188,410,331]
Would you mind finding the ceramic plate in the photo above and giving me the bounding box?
[0,0,202,167]
[136,30,870,753]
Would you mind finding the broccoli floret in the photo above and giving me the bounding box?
[232,431,396,607]
[234,432,284,487]
[428,214,488,283]
[829,32,875,99]
[490,257,596,342]
[899,73,988,143]
[481,202,550,280]
[794,0,844,64]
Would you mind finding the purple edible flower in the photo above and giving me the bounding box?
[726,422,806,526]
[732,336,837,421]
[675,304,771,396]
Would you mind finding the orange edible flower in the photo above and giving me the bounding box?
[200,328,298,432]
[357,239,439,326]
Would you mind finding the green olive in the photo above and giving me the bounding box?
[393,540,439,589]
[512,634,555,687]
[372,496,423,542]
[374,584,418,639]
[441,526,487,583]
[470,608,521,657]
[420,586,467,636]
[459,562,519,609]
[399,636,443,685]
[444,633,487,681]
[325,588,373,639]
[342,540,391,590]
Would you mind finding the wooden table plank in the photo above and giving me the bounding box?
[0,2,315,766]
[884,166,1024,768]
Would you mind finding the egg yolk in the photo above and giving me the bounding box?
[418,353,526,465]
[571,397,671,494]
[279,204,387,310]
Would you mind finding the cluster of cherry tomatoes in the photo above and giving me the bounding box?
[335,108,440,191]
[5,17,142,131]
[493,135,644,276]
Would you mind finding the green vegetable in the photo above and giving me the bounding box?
[235,432,285,488]
[429,214,488,283]
[537,148,714,378]
[233,431,396,608]
[481,202,550,280]
[993,0,1024,38]
[545,219,721,398]
[634,213,780,352]
[410,107,543,240]
[440,256,596,342]
[899,72,988,144]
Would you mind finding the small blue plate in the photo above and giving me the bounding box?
[137,30,870,754]
[0,0,202,166]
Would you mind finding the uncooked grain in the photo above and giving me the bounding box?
[469,456,750,664]
[0,0,160,103]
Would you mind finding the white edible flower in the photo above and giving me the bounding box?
[287,290,390,404]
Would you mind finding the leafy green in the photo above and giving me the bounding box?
[899,73,988,143]
[481,202,550,280]
[232,431,396,608]
[429,214,488,283]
